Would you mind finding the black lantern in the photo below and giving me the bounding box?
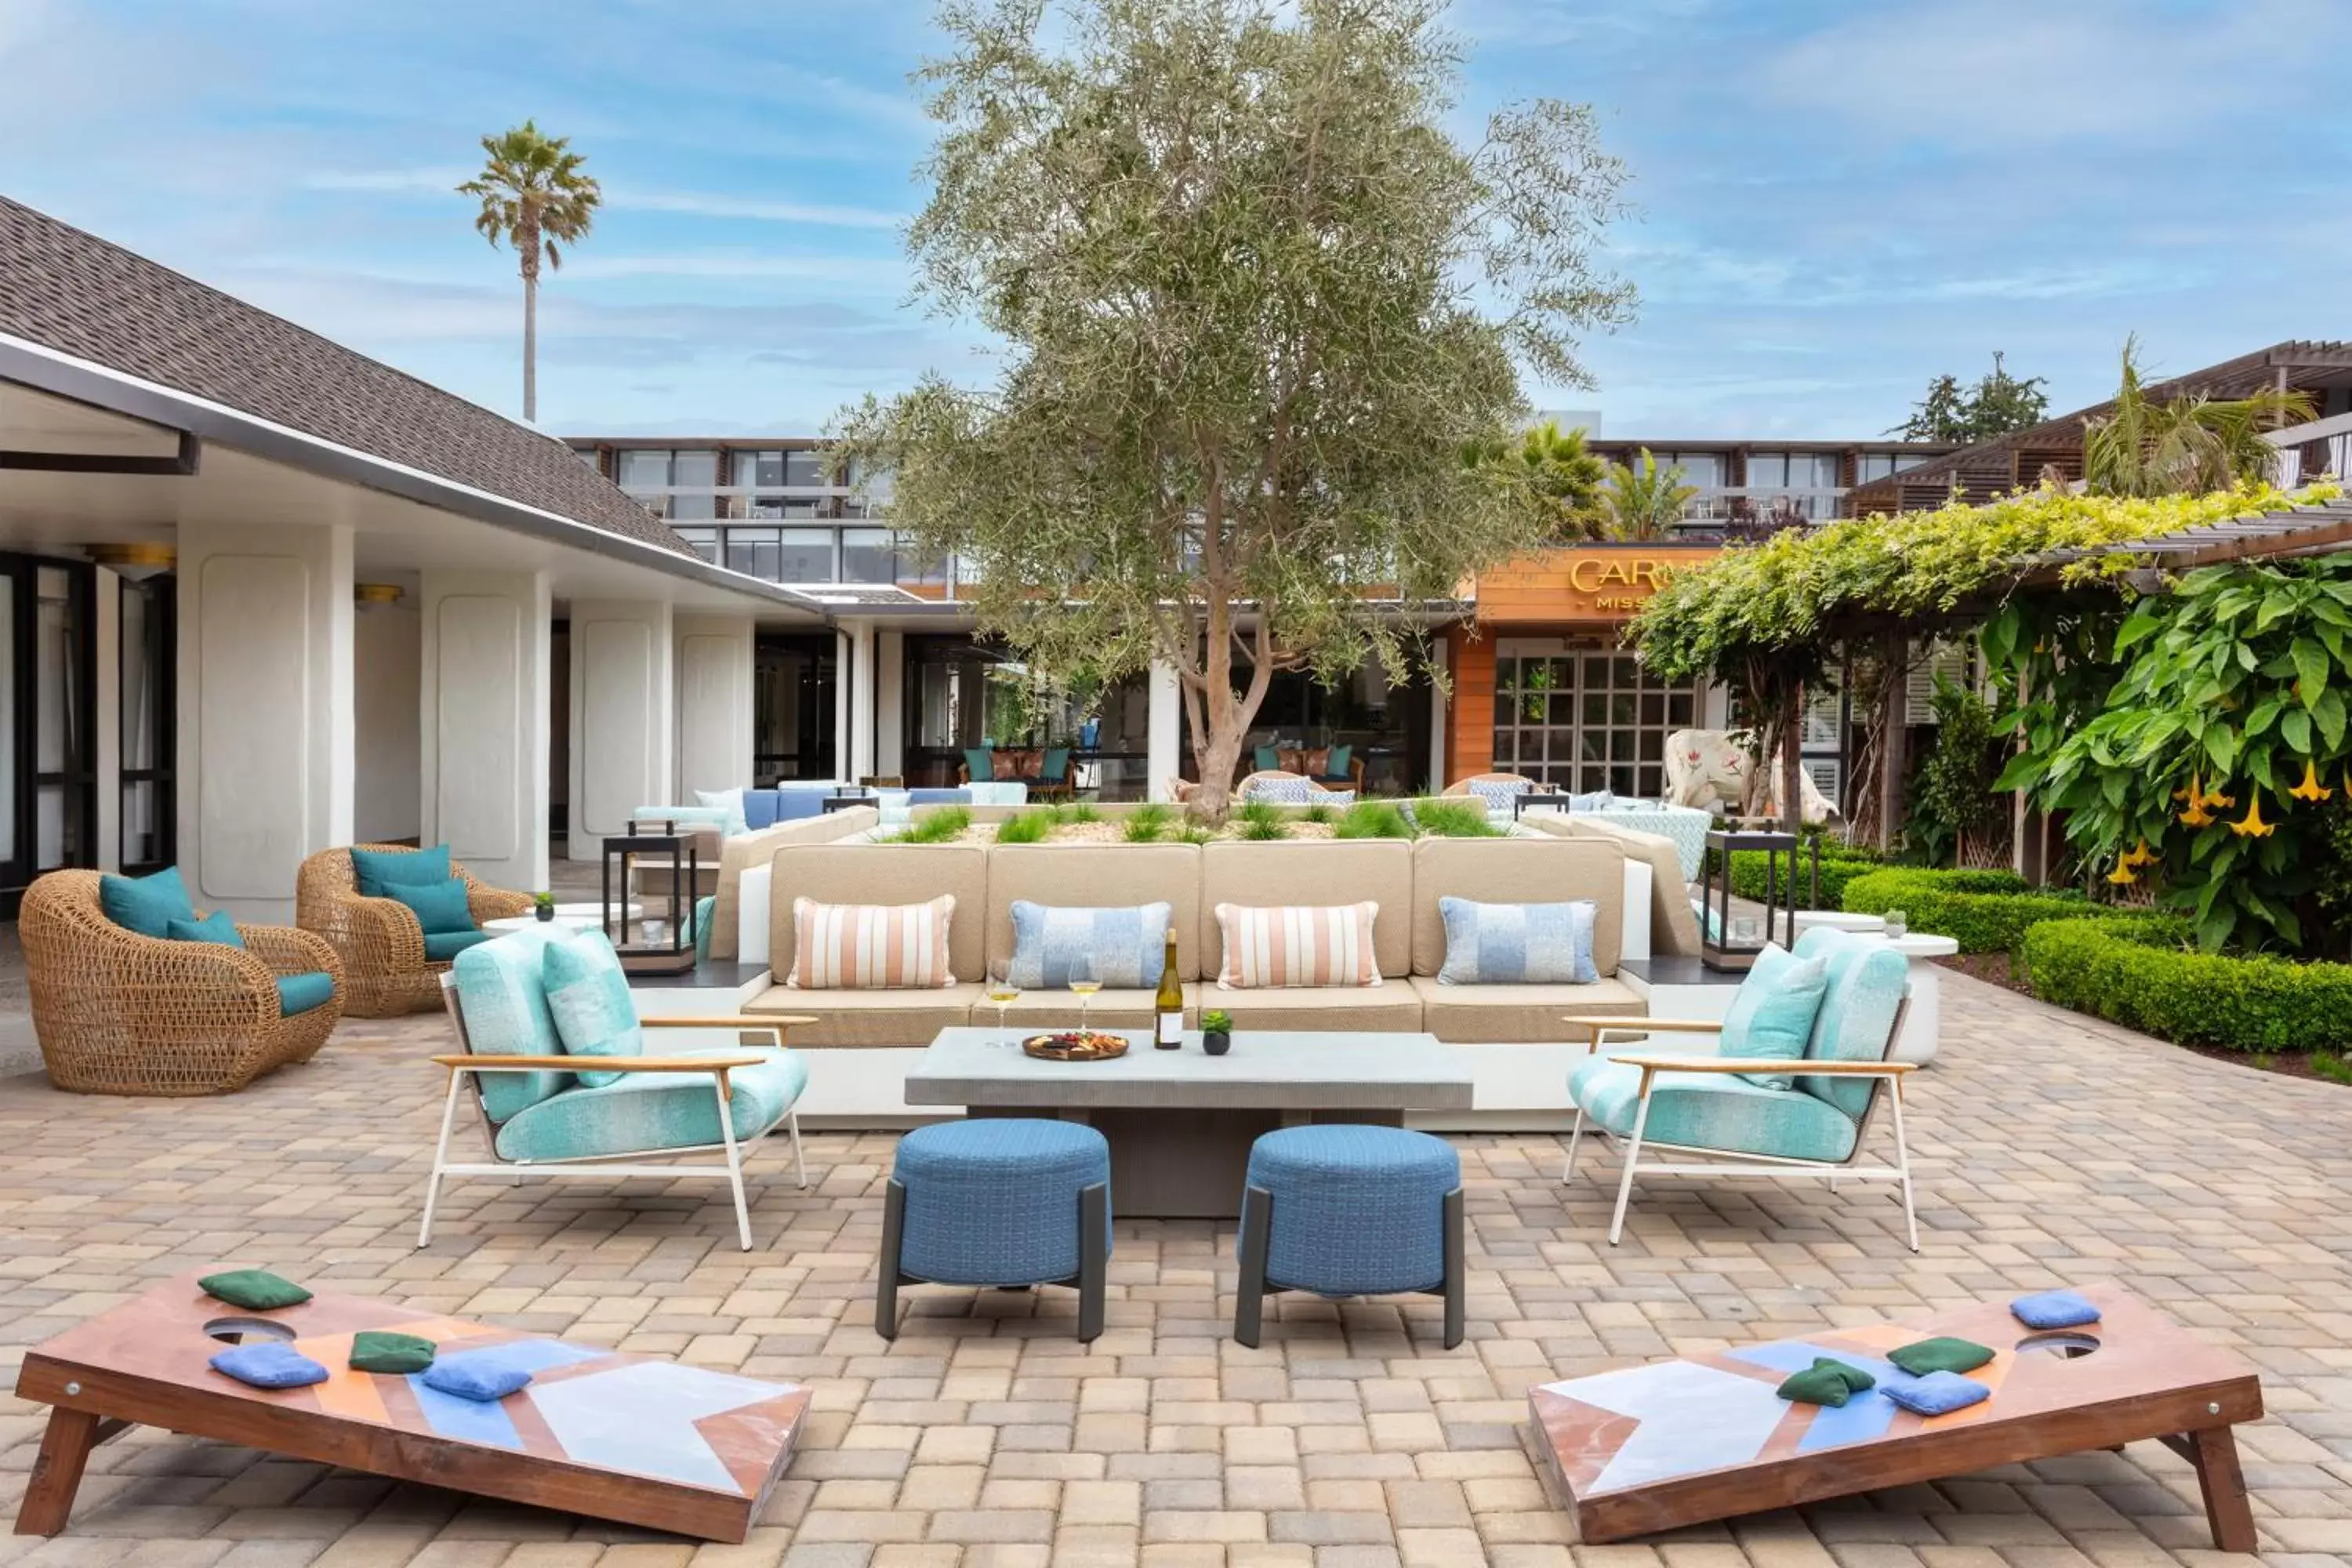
[1698,829,1817,972]
[603,819,700,975]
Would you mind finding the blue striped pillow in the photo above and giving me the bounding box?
[1008,901,1172,989]
[1436,897,1599,985]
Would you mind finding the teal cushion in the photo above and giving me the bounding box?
[99,866,194,939]
[1254,745,1282,772]
[275,971,336,1017]
[1718,944,1828,1090]
[1325,745,1352,779]
[350,844,451,897]
[424,930,495,962]
[1040,747,1071,782]
[963,746,995,782]
[1568,1054,1860,1164]
[1791,927,1911,1117]
[493,1047,808,1163]
[386,876,476,936]
[694,895,717,961]
[694,787,750,837]
[168,909,245,949]
[452,928,578,1120]
[543,931,642,1088]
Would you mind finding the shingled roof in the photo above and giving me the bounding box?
[0,195,698,558]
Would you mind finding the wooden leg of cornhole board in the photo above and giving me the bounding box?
[15,1408,129,1536]
[2158,1425,2256,1554]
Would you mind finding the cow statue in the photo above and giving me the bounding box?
[1664,728,1841,825]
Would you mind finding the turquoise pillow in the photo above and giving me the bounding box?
[385,876,476,936]
[543,931,642,1087]
[453,930,575,1120]
[1254,745,1282,772]
[99,865,194,939]
[1326,745,1352,779]
[1719,944,1829,1090]
[963,746,995,782]
[167,909,245,949]
[351,844,451,898]
[275,971,336,1017]
[424,930,495,962]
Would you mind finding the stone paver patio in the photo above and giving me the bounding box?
[2,971,2349,1568]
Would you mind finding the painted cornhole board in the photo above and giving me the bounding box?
[1529,1283,2260,1549]
[13,1273,811,1543]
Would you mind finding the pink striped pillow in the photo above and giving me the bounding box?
[1214,902,1382,989]
[787,895,956,989]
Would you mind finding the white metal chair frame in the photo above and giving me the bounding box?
[1563,996,1919,1251]
[420,973,815,1252]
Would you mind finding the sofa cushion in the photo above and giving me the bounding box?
[695,786,751,837]
[789,895,955,989]
[742,789,782,830]
[775,841,989,980]
[1410,837,1624,977]
[985,844,1204,981]
[707,808,877,962]
[1205,982,1423,1033]
[350,844,450,897]
[493,1046,808,1163]
[985,984,1199,1030]
[1201,840,1411,978]
[773,791,826,822]
[745,982,985,1047]
[1718,943,1829,1090]
[1527,816,1704,958]
[424,930,495,962]
[1568,1055,1861,1163]
[100,864,195,938]
[543,931,644,1087]
[386,876,477,936]
[1791,927,1910,1118]
[1435,897,1598,985]
[452,927,578,1120]
[275,972,337,1018]
[1241,775,1314,804]
[1008,900,1172,989]
[964,746,996,782]
[168,909,245,948]
[1214,902,1381,989]
[1409,975,1642,1044]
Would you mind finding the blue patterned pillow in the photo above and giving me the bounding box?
[1717,943,1829,1090]
[1243,775,1313,804]
[1466,779,1529,815]
[1008,901,1173,989]
[542,931,643,1088]
[1319,789,1356,806]
[1436,898,1598,985]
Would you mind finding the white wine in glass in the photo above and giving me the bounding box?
[1066,956,1102,1033]
[985,960,1022,1046]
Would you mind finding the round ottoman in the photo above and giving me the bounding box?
[877,1118,1112,1341]
[1235,1124,1464,1348]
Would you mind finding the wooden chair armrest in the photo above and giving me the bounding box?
[1581,1017,1726,1034]
[636,1014,813,1030]
[1613,1054,1915,1077]
[434,1054,765,1073]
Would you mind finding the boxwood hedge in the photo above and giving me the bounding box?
[1724,846,1883,910]
[1838,868,2092,953]
[2020,915,2352,1054]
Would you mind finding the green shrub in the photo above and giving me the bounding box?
[2021,914,2352,1054]
[995,808,1054,845]
[1839,867,2090,953]
[1303,801,1335,825]
[1053,800,1102,825]
[1726,845,1883,910]
[1334,800,1414,840]
[1409,797,1501,838]
[1123,803,1172,843]
[1238,800,1290,840]
[1177,821,1215,845]
[884,807,971,844]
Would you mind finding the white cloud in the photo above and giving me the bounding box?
[304,166,474,194]
[561,252,908,286]
[605,189,907,230]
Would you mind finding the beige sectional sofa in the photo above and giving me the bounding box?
[1519,814,1701,956]
[706,806,878,962]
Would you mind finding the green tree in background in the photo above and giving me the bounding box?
[1890,350,2049,445]
[458,121,601,423]
[2083,336,2314,499]
[1602,448,1697,540]
[835,0,1635,819]
[1462,420,1608,542]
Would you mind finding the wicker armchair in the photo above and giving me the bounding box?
[296,844,533,1017]
[21,870,345,1096]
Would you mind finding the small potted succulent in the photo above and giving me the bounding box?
[1201,1008,1233,1057]
[532,891,557,924]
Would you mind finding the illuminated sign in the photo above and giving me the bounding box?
[1475,546,1712,625]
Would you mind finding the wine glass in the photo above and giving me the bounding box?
[985,959,1022,1047]
[1067,956,1102,1033]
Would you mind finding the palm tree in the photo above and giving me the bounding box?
[458,121,601,423]
[2082,336,2314,498]
[1602,448,1697,540]
[1461,420,1608,541]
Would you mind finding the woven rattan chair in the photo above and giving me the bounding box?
[297,844,533,1017]
[21,869,345,1096]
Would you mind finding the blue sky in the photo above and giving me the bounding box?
[3,0,2347,441]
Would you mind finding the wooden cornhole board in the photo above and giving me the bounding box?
[1528,1283,2261,1548]
[13,1273,811,1543]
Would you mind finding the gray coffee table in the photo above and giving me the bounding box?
[905,1028,1474,1218]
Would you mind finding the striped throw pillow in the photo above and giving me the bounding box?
[1436,897,1599,985]
[788,895,956,989]
[1215,902,1383,989]
[1007,901,1172,989]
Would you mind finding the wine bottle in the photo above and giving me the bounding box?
[1154,927,1184,1049]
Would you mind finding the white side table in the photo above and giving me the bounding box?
[483,902,641,935]
[1874,933,1958,1065]
[1793,910,1886,936]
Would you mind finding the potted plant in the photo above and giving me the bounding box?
[532,891,557,924]
[1201,1008,1233,1057]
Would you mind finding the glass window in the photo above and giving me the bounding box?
[672,450,719,488]
[725,528,780,579]
[785,450,826,488]
[778,529,836,583]
[735,450,786,488]
[1748,452,1789,488]
[617,449,670,488]
[1666,451,1722,487]
[841,528,895,583]
[673,527,720,564]
[668,492,717,521]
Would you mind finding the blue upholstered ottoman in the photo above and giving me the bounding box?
[877,1118,1112,1341]
[1235,1124,1465,1348]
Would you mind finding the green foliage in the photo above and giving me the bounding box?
[1053,800,1102,825]
[456,119,601,420]
[833,0,1634,818]
[1201,1007,1235,1033]
[994,808,1055,844]
[1302,801,1336,825]
[2313,1052,2352,1085]
[2021,915,2352,1054]
[1463,420,1607,543]
[2020,554,2352,953]
[1726,844,1882,910]
[1602,448,1697,542]
[1889,350,2049,445]
[1177,821,1217,845]
[885,807,973,844]
[1906,675,2005,866]
[1334,800,1415,839]
[1237,800,1291,840]
[1408,797,1503,837]
[2083,337,2316,499]
[1839,867,2090,953]
[1123,802,1174,842]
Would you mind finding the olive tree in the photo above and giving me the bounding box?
[834,0,1633,817]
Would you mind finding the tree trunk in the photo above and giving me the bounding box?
[1877,630,1908,854]
[1780,679,1804,839]
[521,267,538,423]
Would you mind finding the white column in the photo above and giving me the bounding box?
[832,629,852,783]
[421,570,550,893]
[567,600,674,862]
[875,630,906,779]
[176,521,355,920]
[674,615,754,800]
[848,619,877,782]
[1147,659,1181,803]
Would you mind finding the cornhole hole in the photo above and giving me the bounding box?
[1528,1283,2260,1549]
[13,1273,811,1544]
